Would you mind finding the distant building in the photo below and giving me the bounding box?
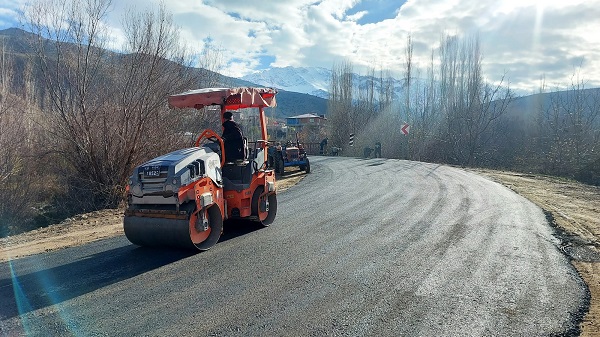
[285,113,327,131]
[267,119,287,139]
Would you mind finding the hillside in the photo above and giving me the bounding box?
[505,87,600,121]
[0,28,327,119]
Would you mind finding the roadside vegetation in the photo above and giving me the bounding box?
[327,36,600,187]
[0,0,224,236]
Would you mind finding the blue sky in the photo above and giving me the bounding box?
[1,0,599,93]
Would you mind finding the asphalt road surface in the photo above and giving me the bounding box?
[0,157,588,336]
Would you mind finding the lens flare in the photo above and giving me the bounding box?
[9,260,33,335]
[9,258,83,336]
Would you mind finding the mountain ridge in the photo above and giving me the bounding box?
[0,27,328,119]
[2,27,600,122]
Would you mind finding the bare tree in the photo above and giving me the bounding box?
[561,76,600,174]
[514,77,549,172]
[404,34,413,122]
[23,0,199,211]
[437,34,513,166]
[197,40,225,88]
[414,49,440,161]
[403,34,428,160]
[355,67,377,125]
[24,0,114,209]
[378,68,395,113]
[538,75,600,179]
[0,44,40,234]
[328,60,354,153]
[498,71,600,184]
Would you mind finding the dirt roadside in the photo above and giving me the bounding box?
[1,167,598,335]
[0,169,306,263]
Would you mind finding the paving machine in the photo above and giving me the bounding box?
[124,87,278,250]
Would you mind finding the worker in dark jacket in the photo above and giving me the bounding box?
[319,137,328,155]
[373,141,381,158]
[222,111,244,162]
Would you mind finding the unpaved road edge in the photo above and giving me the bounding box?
[0,169,306,263]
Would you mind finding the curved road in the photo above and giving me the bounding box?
[0,157,588,336]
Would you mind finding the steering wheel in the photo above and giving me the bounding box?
[252,159,268,172]
[195,129,226,167]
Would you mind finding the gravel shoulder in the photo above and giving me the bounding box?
[1,166,598,335]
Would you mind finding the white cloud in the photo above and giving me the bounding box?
[1,0,600,92]
[0,0,25,28]
[0,8,17,16]
[345,10,367,22]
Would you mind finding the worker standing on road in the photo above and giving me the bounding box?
[320,137,328,155]
[222,111,244,162]
[374,141,381,158]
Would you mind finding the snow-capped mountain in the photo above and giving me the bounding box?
[241,66,409,101]
[241,66,331,99]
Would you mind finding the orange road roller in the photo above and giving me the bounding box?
[124,87,278,250]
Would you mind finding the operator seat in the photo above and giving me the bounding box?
[224,136,246,163]
[222,137,252,190]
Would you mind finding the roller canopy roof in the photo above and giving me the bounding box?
[168,87,277,110]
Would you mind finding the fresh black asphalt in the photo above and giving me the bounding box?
[0,157,588,336]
